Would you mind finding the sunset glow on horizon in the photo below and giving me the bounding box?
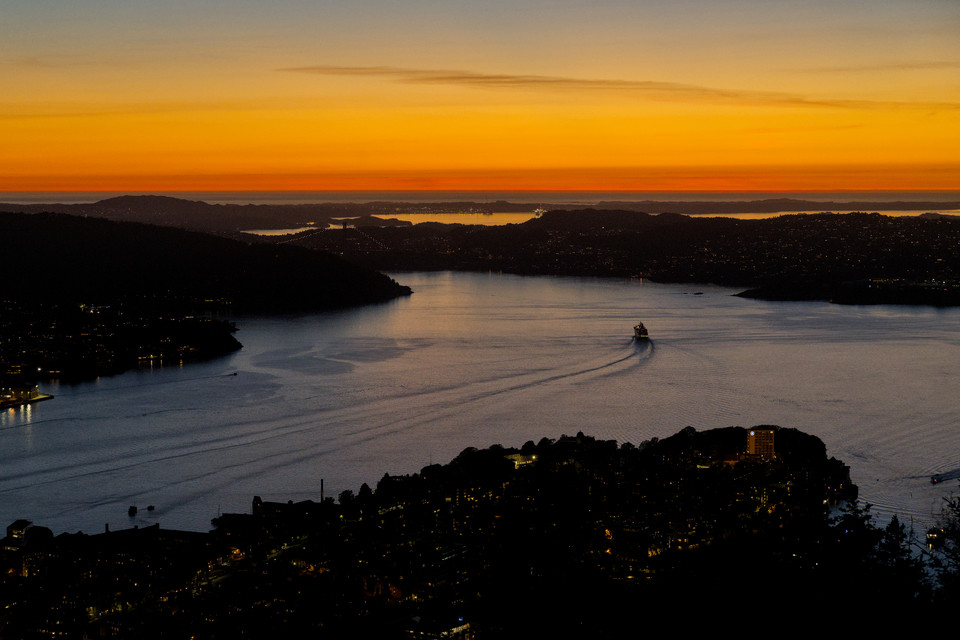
[3,0,958,193]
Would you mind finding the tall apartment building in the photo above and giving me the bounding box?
[747,428,776,460]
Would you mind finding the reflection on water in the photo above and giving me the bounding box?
[1,403,32,428]
[241,227,319,236]
[0,272,958,534]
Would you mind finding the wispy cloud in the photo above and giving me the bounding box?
[279,65,832,107]
[278,64,960,111]
[799,61,960,74]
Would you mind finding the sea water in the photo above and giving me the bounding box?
[1,271,958,534]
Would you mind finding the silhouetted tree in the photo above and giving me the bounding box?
[933,490,960,600]
[874,515,930,605]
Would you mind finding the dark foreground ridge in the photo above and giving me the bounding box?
[3,426,956,637]
[0,212,411,382]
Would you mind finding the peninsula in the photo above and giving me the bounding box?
[0,212,411,382]
[287,209,960,306]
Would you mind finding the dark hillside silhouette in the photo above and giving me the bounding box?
[0,212,410,313]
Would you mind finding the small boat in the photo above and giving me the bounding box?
[128,505,137,516]
[634,323,649,340]
[930,468,960,485]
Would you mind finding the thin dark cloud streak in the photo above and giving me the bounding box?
[798,61,960,73]
[279,64,960,111]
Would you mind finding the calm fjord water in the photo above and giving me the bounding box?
[2,272,958,534]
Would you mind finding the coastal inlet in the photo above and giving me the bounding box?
[1,272,958,534]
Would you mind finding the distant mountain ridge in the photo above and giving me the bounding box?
[1,194,957,233]
[0,195,406,233]
[586,197,960,215]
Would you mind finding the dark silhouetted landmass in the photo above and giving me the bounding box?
[0,300,243,382]
[0,212,411,381]
[0,212,409,312]
[0,195,371,232]
[0,195,507,232]
[2,194,958,232]
[582,197,960,215]
[735,280,960,306]
[3,425,953,637]
[4,197,958,306]
[287,209,960,306]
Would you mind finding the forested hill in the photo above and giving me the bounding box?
[0,212,410,313]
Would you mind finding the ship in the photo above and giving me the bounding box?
[930,468,960,485]
[634,322,649,340]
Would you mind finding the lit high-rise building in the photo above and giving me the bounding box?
[747,429,775,460]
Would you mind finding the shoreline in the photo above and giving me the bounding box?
[0,393,54,409]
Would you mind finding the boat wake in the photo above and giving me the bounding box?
[458,343,650,401]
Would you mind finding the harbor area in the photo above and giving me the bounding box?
[0,384,53,409]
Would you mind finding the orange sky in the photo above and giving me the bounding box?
[3,1,958,192]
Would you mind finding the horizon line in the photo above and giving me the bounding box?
[4,188,960,195]
[3,188,960,207]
